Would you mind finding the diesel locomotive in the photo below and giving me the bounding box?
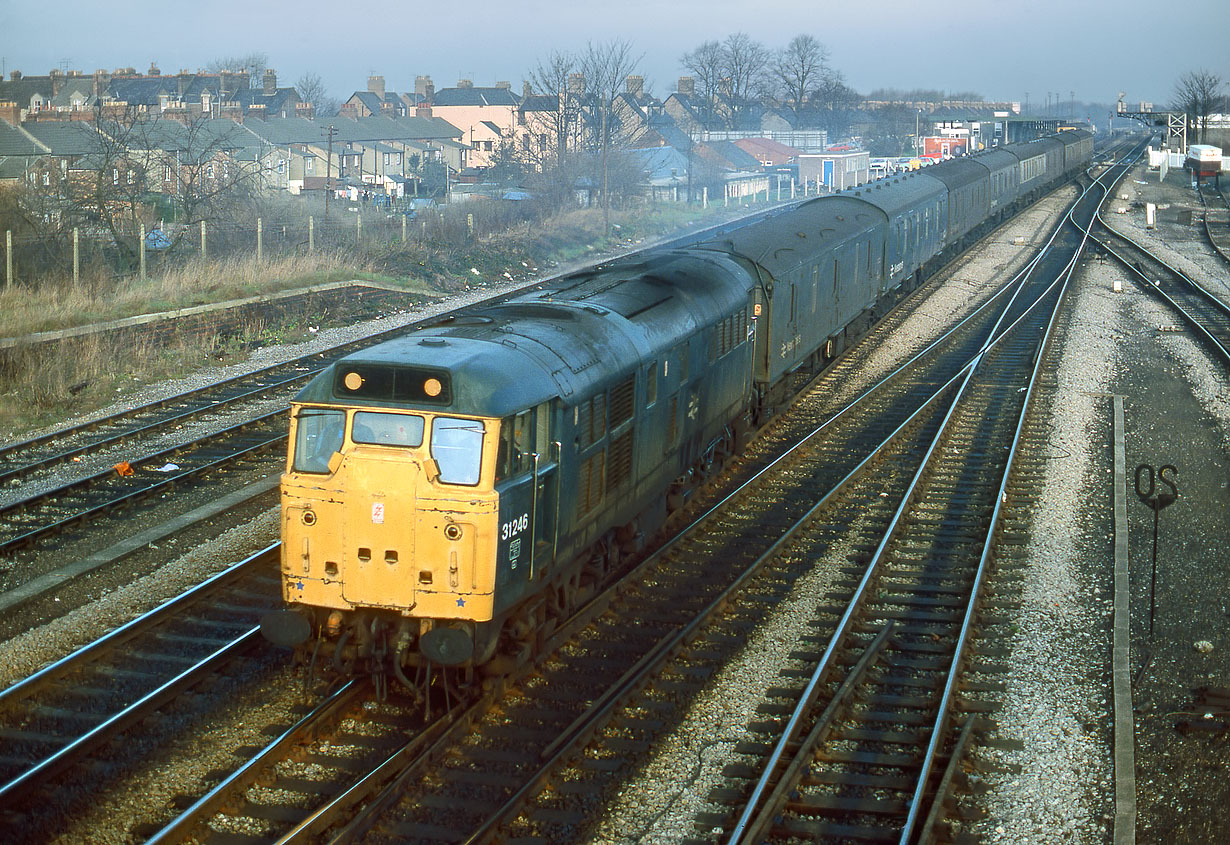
[262,129,1093,687]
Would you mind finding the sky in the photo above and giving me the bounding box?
[2,0,1227,113]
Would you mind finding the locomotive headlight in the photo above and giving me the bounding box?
[301,509,317,526]
[344,371,364,390]
[424,377,443,397]
[444,523,463,541]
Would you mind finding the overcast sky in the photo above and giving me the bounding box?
[2,0,1227,112]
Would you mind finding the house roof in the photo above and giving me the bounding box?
[707,141,763,171]
[48,80,97,110]
[106,77,182,105]
[480,120,503,135]
[732,137,799,163]
[432,87,519,108]
[233,86,300,117]
[629,146,689,185]
[519,94,559,113]
[238,115,464,147]
[0,119,48,155]
[21,121,101,155]
[0,76,55,110]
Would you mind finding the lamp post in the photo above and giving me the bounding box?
[915,108,920,157]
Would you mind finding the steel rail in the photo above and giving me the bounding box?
[0,366,314,488]
[0,546,277,804]
[0,414,286,554]
[0,545,274,707]
[898,141,1147,842]
[144,679,367,845]
[1085,218,1230,363]
[727,152,1143,843]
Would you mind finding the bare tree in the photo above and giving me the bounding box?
[720,33,771,129]
[771,34,829,118]
[1171,69,1225,145]
[680,40,726,131]
[525,51,585,171]
[207,52,269,77]
[295,71,337,116]
[581,39,642,235]
[58,107,259,267]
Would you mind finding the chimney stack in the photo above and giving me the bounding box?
[264,69,277,96]
[495,80,510,90]
[457,78,473,89]
[523,81,533,98]
[568,73,585,95]
[677,77,695,96]
[368,74,385,98]
[93,69,111,97]
[625,75,644,98]
[415,75,434,101]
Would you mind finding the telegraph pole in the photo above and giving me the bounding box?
[323,124,338,216]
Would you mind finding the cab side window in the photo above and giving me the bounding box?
[497,409,535,479]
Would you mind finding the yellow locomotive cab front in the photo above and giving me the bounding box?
[274,402,502,665]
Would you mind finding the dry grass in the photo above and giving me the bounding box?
[0,200,736,436]
[0,251,378,338]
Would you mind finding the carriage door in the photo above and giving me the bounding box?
[532,402,558,558]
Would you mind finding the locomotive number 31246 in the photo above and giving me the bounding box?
[501,513,530,541]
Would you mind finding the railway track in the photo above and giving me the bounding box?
[1091,206,1230,364]
[0,410,287,556]
[0,547,281,818]
[1196,184,1230,265]
[123,158,1139,845]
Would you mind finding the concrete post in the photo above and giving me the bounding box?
[73,228,79,286]
[308,216,314,253]
[200,220,207,260]
[5,230,11,289]
[139,224,146,281]
[402,215,407,244]
[257,217,263,262]
[357,214,362,243]
[466,213,474,239]
[702,187,707,209]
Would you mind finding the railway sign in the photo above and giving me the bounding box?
[1134,463,1178,637]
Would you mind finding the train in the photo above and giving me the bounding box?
[261,128,1093,690]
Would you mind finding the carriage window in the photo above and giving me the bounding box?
[352,411,424,447]
[293,408,345,473]
[431,417,486,485]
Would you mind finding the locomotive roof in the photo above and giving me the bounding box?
[295,333,565,417]
[297,250,752,416]
[698,195,885,278]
